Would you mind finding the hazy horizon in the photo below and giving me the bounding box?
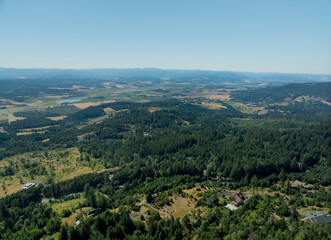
[1,66,331,76]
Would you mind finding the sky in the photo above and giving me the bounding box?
[0,0,330,74]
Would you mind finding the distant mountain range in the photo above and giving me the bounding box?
[0,67,330,83]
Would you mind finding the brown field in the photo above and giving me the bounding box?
[24,126,56,131]
[103,107,115,114]
[205,94,231,100]
[257,110,268,115]
[321,100,331,106]
[115,84,126,88]
[0,114,7,121]
[46,116,67,121]
[0,179,27,197]
[16,132,36,136]
[131,186,210,221]
[201,102,227,110]
[251,107,265,112]
[7,112,26,123]
[269,102,289,106]
[73,100,115,109]
[73,102,102,109]
[16,125,58,135]
[148,107,162,113]
[72,85,85,89]
[161,196,196,219]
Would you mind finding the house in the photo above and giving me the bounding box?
[304,212,331,223]
[22,182,36,190]
[87,209,100,217]
[229,192,244,206]
[290,180,310,189]
[75,220,81,226]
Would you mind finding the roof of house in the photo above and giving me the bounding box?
[229,192,244,205]
[305,212,331,224]
[290,180,310,188]
[88,209,100,217]
[22,182,36,190]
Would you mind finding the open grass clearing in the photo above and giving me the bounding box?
[201,102,227,110]
[0,147,106,197]
[46,116,67,121]
[52,195,86,214]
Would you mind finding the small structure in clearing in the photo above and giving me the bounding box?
[229,192,244,206]
[304,212,331,223]
[290,180,310,189]
[22,182,36,190]
[87,209,100,217]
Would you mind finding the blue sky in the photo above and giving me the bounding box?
[0,0,330,73]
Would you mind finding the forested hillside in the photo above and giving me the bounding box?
[231,82,331,103]
[0,80,330,240]
[0,98,330,239]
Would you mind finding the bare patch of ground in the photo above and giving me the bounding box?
[73,102,102,109]
[321,101,331,106]
[0,179,25,197]
[8,112,26,123]
[205,94,231,100]
[0,114,7,121]
[17,132,38,136]
[115,84,126,88]
[148,107,162,113]
[73,100,115,109]
[257,110,268,115]
[251,107,264,112]
[161,196,196,219]
[104,107,115,114]
[46,116,67,121]
[201,102,227,110]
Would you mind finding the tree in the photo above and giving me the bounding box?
[87,188,97,207]
[207,194,219,208]
[251,175,258,194]
[146,192,153,203]
[59,226,68,240]
[0,201,9,218]
[276,203,291,217]
[278,169,286,181]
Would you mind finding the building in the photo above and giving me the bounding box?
[87,209,100,217]
[22,182,36,190]
[290,180,310,189]
[229,192,244,206]
[304,212,331,223]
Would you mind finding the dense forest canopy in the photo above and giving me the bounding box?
[0,77,330,239]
